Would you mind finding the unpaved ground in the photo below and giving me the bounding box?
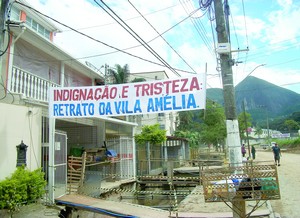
[177,149,300,218]
[1,150,299,218]
[258,149,300,218]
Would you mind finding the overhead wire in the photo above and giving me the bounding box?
[238,0,250,76]
[13,1,198,76]
[179,0,215,56]
[94,0,181,77]
[128,0,197,74]
[60,2,180,32]
[0,1,12,57]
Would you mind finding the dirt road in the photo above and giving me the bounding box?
[255,149,300,218]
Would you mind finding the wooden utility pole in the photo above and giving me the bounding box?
[213,0,245,217]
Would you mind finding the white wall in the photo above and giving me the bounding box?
[0,103,42,180]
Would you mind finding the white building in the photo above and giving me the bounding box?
[0,0,136,202]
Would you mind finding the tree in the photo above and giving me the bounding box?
[174,100,227,151]
[109,64,130,84]
[284,119,300,132]
[176,111,198,131]
[175,130,201,148]
[200,100,226,149]
[135,124,167,145]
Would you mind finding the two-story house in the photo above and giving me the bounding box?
[0,0,136,202]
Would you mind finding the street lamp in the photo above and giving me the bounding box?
[245,63,266,78]
[236,64,266,87]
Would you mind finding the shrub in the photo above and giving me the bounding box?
[0,166,46,212]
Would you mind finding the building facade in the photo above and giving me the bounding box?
[0,0,136,201]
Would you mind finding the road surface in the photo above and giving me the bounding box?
[256,149,300,218]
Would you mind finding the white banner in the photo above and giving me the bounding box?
[49,74,206,118]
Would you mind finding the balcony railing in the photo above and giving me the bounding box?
[8,67,59,103]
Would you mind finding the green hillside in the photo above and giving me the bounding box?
[206,76,300,123]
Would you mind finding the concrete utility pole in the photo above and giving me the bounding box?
[213,0,245,217]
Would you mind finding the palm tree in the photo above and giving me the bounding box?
[109,64,130,84]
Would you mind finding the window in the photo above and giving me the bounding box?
[38,25,45,35]
[25,14,51,40]
[10,7,20,21]
[32,20,38,31]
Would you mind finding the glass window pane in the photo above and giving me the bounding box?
[32,20,38,31]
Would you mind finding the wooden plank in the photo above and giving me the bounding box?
[56,194,168,218]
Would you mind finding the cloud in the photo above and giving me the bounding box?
[266,1,300,44]
[25,0,300,94]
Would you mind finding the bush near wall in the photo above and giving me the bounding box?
[0,166,46,212]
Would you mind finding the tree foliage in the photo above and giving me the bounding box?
[284,119,300,131]
[175,100,226,148]
[175,130,201,148]
[200,101,226,146]
[109,64,130,84]
[135,124,167,145]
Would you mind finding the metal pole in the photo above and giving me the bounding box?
[266,109,270,146]
[242,100,251,158]
[48,117,56,203]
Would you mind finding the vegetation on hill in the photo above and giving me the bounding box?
[206,76,300,129]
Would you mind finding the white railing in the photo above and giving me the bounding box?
[9,67,59,102]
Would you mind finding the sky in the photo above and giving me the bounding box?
[25,0,300,93]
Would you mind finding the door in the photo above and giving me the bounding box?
[53,131,67,198]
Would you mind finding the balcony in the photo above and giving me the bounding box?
[8,66,59,103]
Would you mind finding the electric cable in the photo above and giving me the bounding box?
[241,0,249,48]
[0,25,10,56]
[128,0,198,74]
[94,0,181,77]
[0,1,13,56]
[60,2,180,32]
[180,0,214,56]
[13,1,179,75]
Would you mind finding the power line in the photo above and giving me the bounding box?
[179,0,215,56]
[60,2,181,32]
[14,1,193,75]
[128,0,197,74]
[94,0,181,77]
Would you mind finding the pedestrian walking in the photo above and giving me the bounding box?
[251,145,256,160]
[272,143,281,166]
[241,144,246,157]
